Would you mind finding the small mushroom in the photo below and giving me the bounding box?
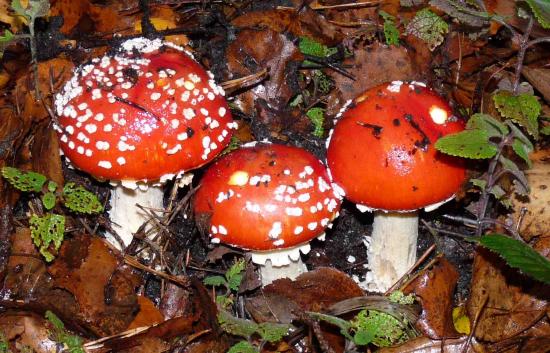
[194,142,342,285]
[53,37,236,248]
[327,81,466,292]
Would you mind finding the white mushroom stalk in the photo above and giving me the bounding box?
[250,243,311,285]
[53,37,236,249]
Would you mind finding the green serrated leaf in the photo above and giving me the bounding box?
[47,181,57,192]
[227,341,258,353]
[218,310,258,339]
[351,309,410,347]
[203,275,227,287]
[10,0,27,19]
[435,130,497,159]
[406,8,449,51]
[29,214,65,262]
[306,107,325,137]
[489,184,506,200]
[493,91,541,138]
[354,327,376,346]
[225,258,245,291]
[0,29,14,43]
[62,183,103,214]
[512,138,533,167]
[479,234,550,284]
[470,178,487,190]
[429,0,490,27]
[45,310,65,330]
[216,295,233,309]
[257,322,291,342]
[380,11,400,46]
[466,113,509,137]
[313,70,332,94]
[1,167,47,192]
[388,291,415,304]
[308,312,353,341]
[41,192,56,210]
[298,37,337,58]
[523,0,550,29]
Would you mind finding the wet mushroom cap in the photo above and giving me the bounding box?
[327,81,466,211]
[54,38,236,182]
[194,143,342,251]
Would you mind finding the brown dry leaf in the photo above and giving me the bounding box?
[404,257,460,339]
[14,58,74,123]
[0,312,59,353]
[231,7,343,45]
[488,319,550,353]
[326,42,419,115]
[467,247,550,342]
[127,295,165,330]
[31,121,64,186]
[48,235,140,336]
[507,147,550,241]
[522,67,550,104]
[108,279,229,353]
[377,335,485,353]
[0,0,26,32]
[49,0,91,34]
[226,28,304,115]
[246,267,363,353]
[88,1,137,35]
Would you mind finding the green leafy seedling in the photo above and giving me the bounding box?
[30,214,65,262]
[522,0,550,29]
[218,310,290,343]
[406,8,449,50]
[493,91,541,139]
[306,107,325,137]
[379,11,400,46]
[1,167,47,192]
[435,129,498,159]
[227,341,258,353]
[45,311,85,353]
[62,183,104,214]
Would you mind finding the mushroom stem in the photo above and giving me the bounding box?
[251,244,311,285]
[365,212,418,292]
[106,184,164,249]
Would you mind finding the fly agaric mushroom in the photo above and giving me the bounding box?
[327,81,466,292]
[194,142,342,285]
[53,37,236,248]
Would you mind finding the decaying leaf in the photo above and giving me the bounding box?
[467,247,549,342]
[404,257,460,339]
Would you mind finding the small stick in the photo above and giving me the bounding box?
[385,243,437,295]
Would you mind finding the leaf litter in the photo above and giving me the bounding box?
[0,0,549,352]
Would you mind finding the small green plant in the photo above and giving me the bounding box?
[306,107,325,137]
[203,258,246,308]
[45,311,85,353]
[204,260,290,351]
[309,291,417,348]
[0,332,10,353]
[1,167,103,261]
[218,310,291,352]
[406,8,449,50]
[379,11,400,46]
[298,37,338,62]
[435,87,550,283]
[1,0,50,98]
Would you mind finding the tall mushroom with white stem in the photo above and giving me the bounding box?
[193,142,343,285]
[327,81,467,292]
[53,37,237,249]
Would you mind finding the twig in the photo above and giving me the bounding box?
[277,1,380,11]
[384,243,437,295]
[512,15,534,94]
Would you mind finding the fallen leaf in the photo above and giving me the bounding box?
[377,335,485,353]
[467,246,550,342]
[404,256,460,339]
[31,121,64,186]
[49,0,91,34]
[127,295,165,330]
[48,235,141,336]
[522,67,550,104]
[226,28,304,115]
[231,8,343,45]
[326,42,419,116]
[0,312,59,353]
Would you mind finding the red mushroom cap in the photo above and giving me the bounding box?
[54,38,236,183]
[193,143,342,251]
[327,81,466,211]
